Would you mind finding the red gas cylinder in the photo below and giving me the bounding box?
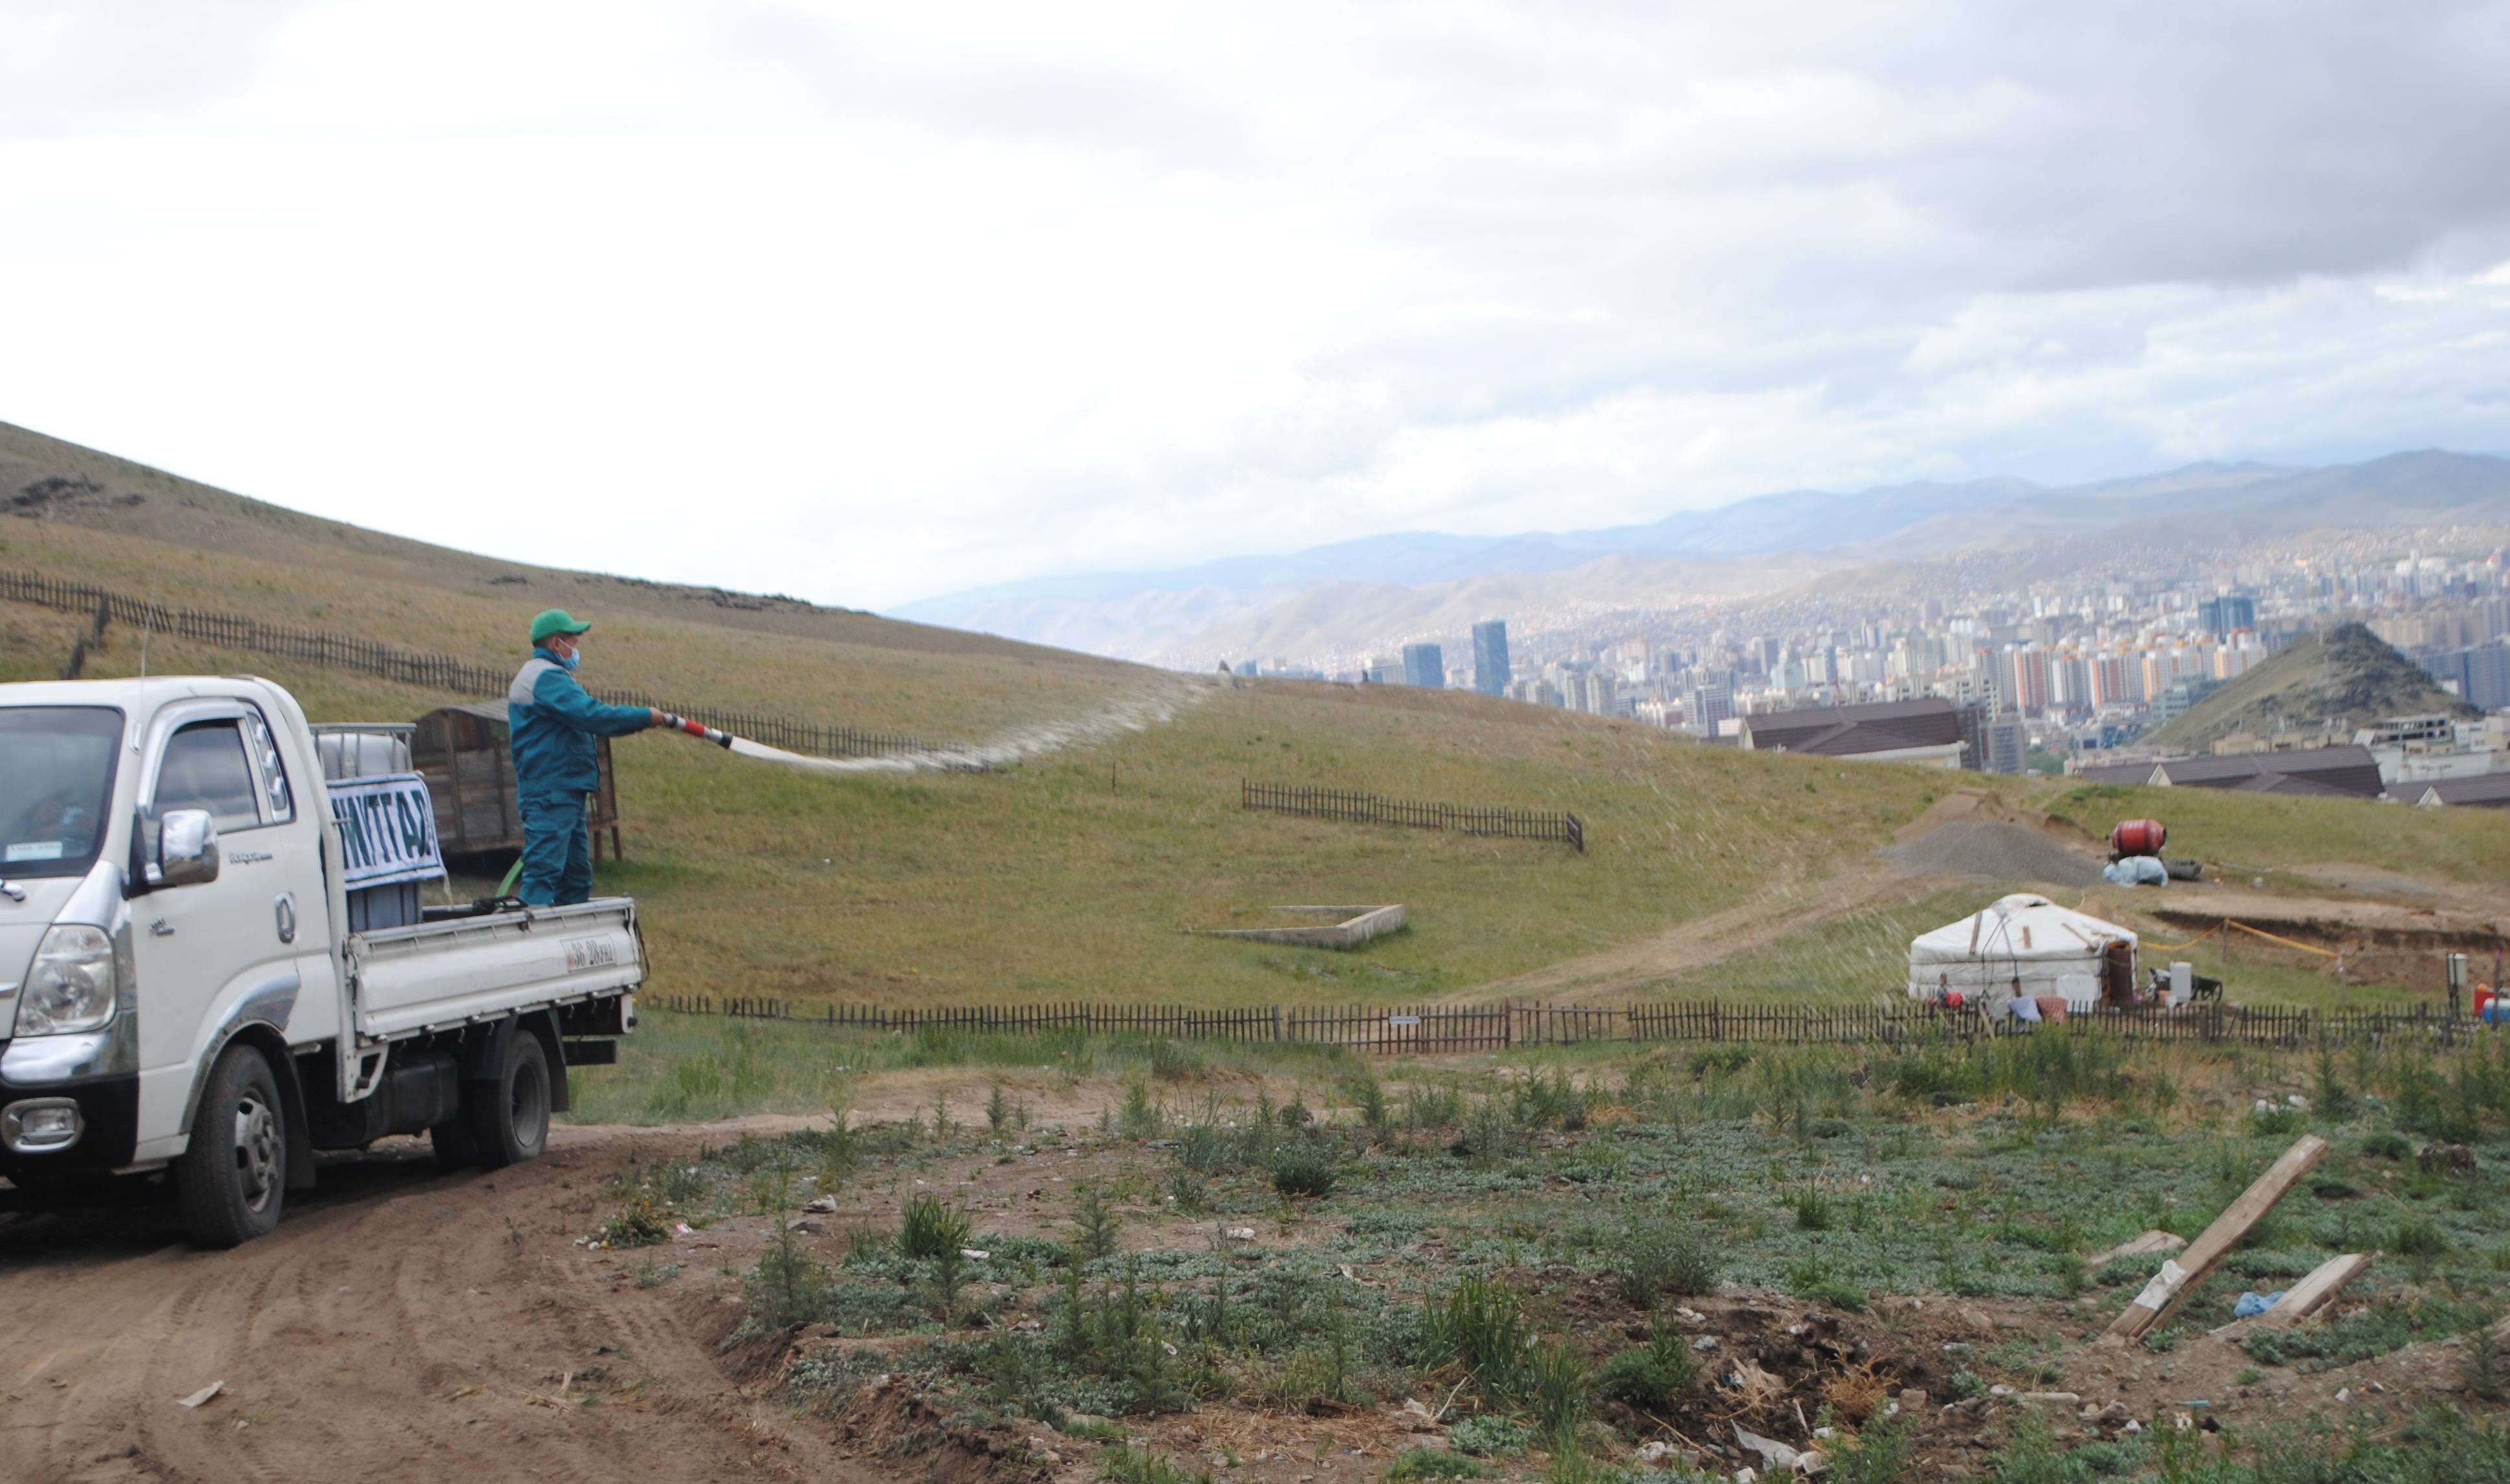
[2110,818,2168,857]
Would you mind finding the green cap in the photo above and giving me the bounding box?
[530,608,593,644]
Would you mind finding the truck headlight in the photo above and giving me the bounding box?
[16,925,117,1036]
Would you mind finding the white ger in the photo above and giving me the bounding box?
[0,676,641,1246]
[1906,893,2139,1015]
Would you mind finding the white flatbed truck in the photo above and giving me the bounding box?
[0,676,642,1245]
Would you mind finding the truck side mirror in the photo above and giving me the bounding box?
[137,808,220,889]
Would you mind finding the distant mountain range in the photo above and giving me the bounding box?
[894,451,2510,665]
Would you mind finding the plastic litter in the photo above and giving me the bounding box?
[176,1381,225,1409]
[2232,1291,2286,1318]
[961,1249,990,1260]
[1732,1426,1801,1472]
[2102,856,2170,887]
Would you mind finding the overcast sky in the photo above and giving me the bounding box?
[5,1,2509,609]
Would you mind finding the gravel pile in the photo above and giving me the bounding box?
[1878,820,2103,887]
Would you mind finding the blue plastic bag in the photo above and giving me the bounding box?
[2232,1290,2286,1318]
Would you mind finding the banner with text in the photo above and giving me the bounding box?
[329,772,445,888]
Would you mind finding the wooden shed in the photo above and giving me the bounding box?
[410,701,624,864]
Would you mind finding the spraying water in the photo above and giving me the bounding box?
[667,679,1205,775]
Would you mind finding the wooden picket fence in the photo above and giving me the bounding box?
[639,994,2489,1054]
[1241,779,1583,851]
[1,568,947,760]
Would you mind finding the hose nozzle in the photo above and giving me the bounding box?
[663,714,735,748]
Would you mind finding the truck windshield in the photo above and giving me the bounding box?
[0,707,124,879]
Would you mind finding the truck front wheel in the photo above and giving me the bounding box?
[177,1044,287,1247]
[468,1032,550,1170]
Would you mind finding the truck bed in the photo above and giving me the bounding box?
[349,897,641,1040]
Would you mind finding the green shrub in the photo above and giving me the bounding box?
[1447,1416,1530,1457]
[2247,1105,2305,1138]
[597,1194,674,1247]
[747,1232,833,1328]
[2362,1131,2413,1160]
[2396,1216,2449,1259]
[1524,1341,1586,1444]
[1098,1443,1210,1484]
[1611,1222,1718,1304]
[1072,1184,1122,1263]
[899,1194,973,1259]
[1427,1275,1533,1404]
[1826,1417,1914,1484]
[2465,1328,2510,1404]
[1120,1076,1164,1138]
[2244,1294,2498,1372]
[1386,1450,1484,1483]
[1589,1320,1696,1413]
[1271,1144,1338,1198]
[1794,1190,1835,1231]
[1353,1076,1391,1133]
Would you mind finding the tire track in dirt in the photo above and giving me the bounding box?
[1445,863,1939,1004]
[0,1133,887,1484]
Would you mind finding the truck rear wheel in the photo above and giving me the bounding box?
[177,1044,287,1248]
[467,1032,550,1170]
[429,1116,479,1172]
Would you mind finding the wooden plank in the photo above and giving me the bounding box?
[2264,1252,2370,1323]
[2207,1253,2370,1341]
[2102,1135,2326,1344]
[2082,1229,2188,1273]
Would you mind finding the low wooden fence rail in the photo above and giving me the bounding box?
[1,568,948,760]
[1241,779,1583,851]
[641,995,2487,1053]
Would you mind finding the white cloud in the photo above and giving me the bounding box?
[0,1,2506,609]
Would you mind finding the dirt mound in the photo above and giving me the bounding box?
[1893,788,2103,851]
[1879,820,2105,886]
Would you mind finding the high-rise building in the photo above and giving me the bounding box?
[2090,654,2137,707]
[2426,644,2510,711]
[2004,646,2052,715]
[1472,620,1511,696]
[1402,643,1445,689]
[1688,682,1734,731]
[2198,595,2257,637]
[1561,670,1615,714]
[1978,716,2028,775]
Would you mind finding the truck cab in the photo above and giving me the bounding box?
[0,676,641,1245]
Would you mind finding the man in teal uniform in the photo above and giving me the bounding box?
[508,609,663,906]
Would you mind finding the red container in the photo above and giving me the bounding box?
[2110,818,2168,857]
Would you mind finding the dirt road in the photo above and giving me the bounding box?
[0,1126,868,1484]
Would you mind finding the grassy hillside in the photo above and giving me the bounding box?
[8,420,2509,1009]
[0,419,1137,738]
[2146,622,2472,752]
[597,678,1965,1007]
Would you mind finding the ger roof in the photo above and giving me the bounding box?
[2414,773,2510,807]
[2076,744,2384,798]
[1909,893,2138,964]
[1742,698,1963,757]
